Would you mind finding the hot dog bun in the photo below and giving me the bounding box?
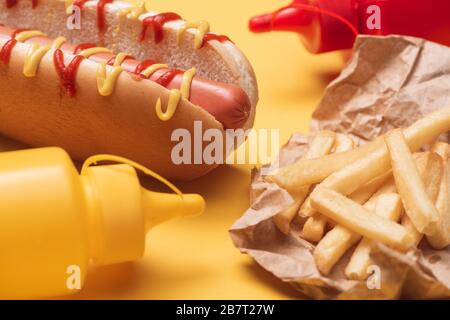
[0,0,258,129]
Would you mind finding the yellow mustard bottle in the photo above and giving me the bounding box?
[0,147,205,299]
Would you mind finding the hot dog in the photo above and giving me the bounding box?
[0,26,251,129]
[0,0,258,127]
[0,1,259,180]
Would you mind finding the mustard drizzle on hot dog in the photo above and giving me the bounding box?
[14,30,50,77]
[177,21,210,49]
[77,47,124,96]
[118,0,145,19]
[2,28,198,121]
[51,36,67,50]
[140,63,168,78]
[180,67,196,100]
[7,0,230,49]
[153,67,196,121]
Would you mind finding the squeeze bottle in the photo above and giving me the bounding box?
[249,0,450,53]
[0,147,205,299]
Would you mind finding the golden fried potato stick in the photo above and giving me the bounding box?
[431,142,450,160]
[278,108,450,244]
[301,171,391,242]
[312,179,396,275]
[301,134,357,242]
[302,214,328,242]
[304,131,337,159]
[348,171,393,204]
[313,195,378,275]
[272,131,336,234]
[300,172,390,217]
[310,189,414,251]
[386,130,440,235]
[333,134,356,153]
[345,193,403,280]
[427,144,450,249]
[313,224,360,275]
[414,152,444,202]
[268,107,450,192]
[267,136,384,189]
[402,152,443,246]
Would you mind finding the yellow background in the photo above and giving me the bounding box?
[1,0,344,299]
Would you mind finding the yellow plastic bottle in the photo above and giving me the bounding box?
[0,147,205,299]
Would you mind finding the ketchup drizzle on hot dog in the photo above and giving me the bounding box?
[106,54,134,66]
[97,0,113,32]
[3,4,233,46]
[139,13,181,43]
[0,26,190,95]
[5,0,37,8]
[6,0,17,8]
[73,43,96,54]
[0,29,28,65]
[53,49,85,97]
[154,69,182,87]
[72,0,110,32]
[134,59,156,75]
[201,33,232,47]
[73,0,89,8]
[0,39,17,64]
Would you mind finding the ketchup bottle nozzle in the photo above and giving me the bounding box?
[249,6,314,33]
[249,14,273,33]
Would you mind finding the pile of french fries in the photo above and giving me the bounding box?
[267,107,450,280]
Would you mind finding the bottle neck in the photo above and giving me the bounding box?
[142,190,205,231]
[250,0,359,53]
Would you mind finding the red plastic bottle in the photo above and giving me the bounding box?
[249,0,450,53]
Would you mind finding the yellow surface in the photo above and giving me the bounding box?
[0,0,344,299]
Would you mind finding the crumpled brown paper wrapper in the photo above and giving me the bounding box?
[230,36,450,299]
[311,35,450,143]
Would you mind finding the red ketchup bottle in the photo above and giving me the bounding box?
[249,0,450,54]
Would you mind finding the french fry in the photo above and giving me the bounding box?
[333,134,355,153]
[300,171,391,217]
[272,203,303,235]
[401,216,422,247]
[306,121,445,218]
[298,195,315,218]
[310,188,414,251]
[303,131,337,160]
[431,142,450,160]
[415,152,443,201]
[267,136,385,190]
[345,193,403,280]
[272,131,336,234]
[268,107,450,192]
[302,214,327,242]
[301,171,391,242]
[401,152,443,246]
[301,134,356,241]
[427,145,450,249]
[313,195,379,275]
[386,130,440,235]
[271,130,336,195]
[348,171,392,204]
[312,179,396,275]
[313,224,360,275]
